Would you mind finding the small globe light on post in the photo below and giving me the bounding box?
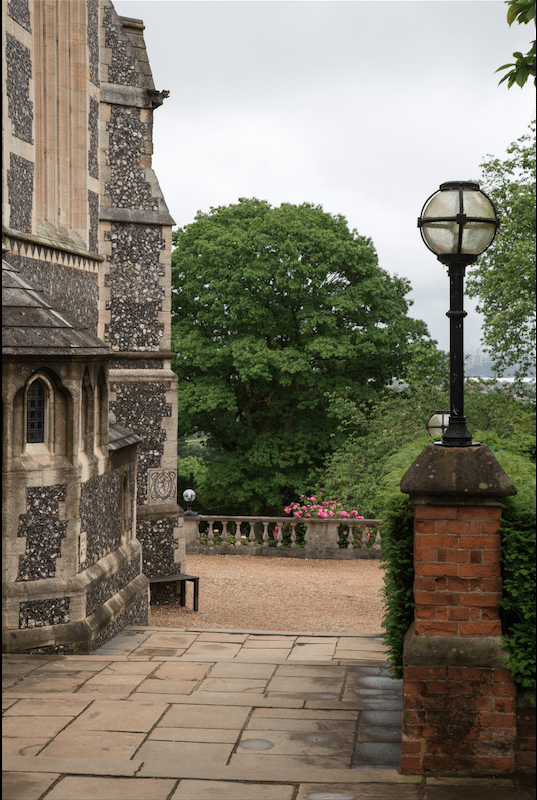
[426,410,450,439]
[417,181,499,446]
[182,488,196,516]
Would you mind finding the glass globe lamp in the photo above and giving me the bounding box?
[418,181,499,266]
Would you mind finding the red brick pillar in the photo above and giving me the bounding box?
[399,444,518,775]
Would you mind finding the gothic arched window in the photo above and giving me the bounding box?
[26,380,46,443]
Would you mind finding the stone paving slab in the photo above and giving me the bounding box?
[208,662,276,679]
[135,739,235,765]
[67,699,168,731]
[296,783,420,800]
[42,776,177,800]
[2,771,60,800]
[148,727,241,743]
[171,781,295,800]
[38,729,146,760]
[3,736,51,757]
[3,698,92,716]
[3,626,534,800]
[236,727,356,758]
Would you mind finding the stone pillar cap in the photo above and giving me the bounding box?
[400,443,517,499]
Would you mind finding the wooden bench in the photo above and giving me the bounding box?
[148,573,199,612]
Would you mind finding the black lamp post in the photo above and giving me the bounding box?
[418,181,499,447]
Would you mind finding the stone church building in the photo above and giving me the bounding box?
[2,0,185,653]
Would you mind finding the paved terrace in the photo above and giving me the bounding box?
[2,627,534,800]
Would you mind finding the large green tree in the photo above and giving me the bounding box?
[466,122,536,382]
[171,198,428,513]
[496,0,536,88]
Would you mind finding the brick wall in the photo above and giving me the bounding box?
[402,664,517,773]
[516,694,536,772]
[413,505,503,637]
[401,500,518,775]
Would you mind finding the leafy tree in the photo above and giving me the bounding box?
[171,198,428,514]
[496,0,536,87]
[312,341,450,518]
[466,122,536,383]
[313,362,535,519]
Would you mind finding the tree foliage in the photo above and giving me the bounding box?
[313,357,535,520]
[496,0,536,87]
[312,341,450,517]
[466,122,536,383]
[171,198,428,513]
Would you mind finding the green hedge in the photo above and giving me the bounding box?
[377,439,536,697]
[376,438,428,679]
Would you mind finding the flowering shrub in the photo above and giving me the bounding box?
[284,493,377,548]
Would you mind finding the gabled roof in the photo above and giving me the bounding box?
[2,260,113,358]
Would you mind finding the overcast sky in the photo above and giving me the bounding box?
[115,0,534,352]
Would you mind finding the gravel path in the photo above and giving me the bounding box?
[149,554,387,635]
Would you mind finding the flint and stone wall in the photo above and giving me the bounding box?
[2,0,182,653]
[99,5,183,578]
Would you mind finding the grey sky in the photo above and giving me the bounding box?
[115,0,535,353]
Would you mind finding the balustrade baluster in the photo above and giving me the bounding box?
[262,522,269,547]
[290,524,297,548]
[346,525,354,550]
[360,526,368,549]
[235,520,243,547]
[276,524,283,548]
[207,525,215,547]
[249,522,256,547]
[375,524,382,549]
[219,522,227,548]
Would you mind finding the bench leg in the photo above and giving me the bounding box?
[179,580,186,607]
[193,578,199,612]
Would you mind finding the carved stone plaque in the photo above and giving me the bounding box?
[148,469,177,503]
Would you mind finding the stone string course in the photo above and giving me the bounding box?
[110,382,171,503]
[109,358,164,369]
[7,155,34,234]
[79,470,122,571]
[19,597,71,629]
[7,0,31,32]
[5,33,33,143]
[17,486,67,582]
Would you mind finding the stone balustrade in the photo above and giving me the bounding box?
[183,515,382,559]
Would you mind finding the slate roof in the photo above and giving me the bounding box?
[108,421,143,450]
[2,260,113,358]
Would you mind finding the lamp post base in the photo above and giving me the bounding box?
[441,415,473,447]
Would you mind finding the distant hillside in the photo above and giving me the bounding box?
[463,349,535,379]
